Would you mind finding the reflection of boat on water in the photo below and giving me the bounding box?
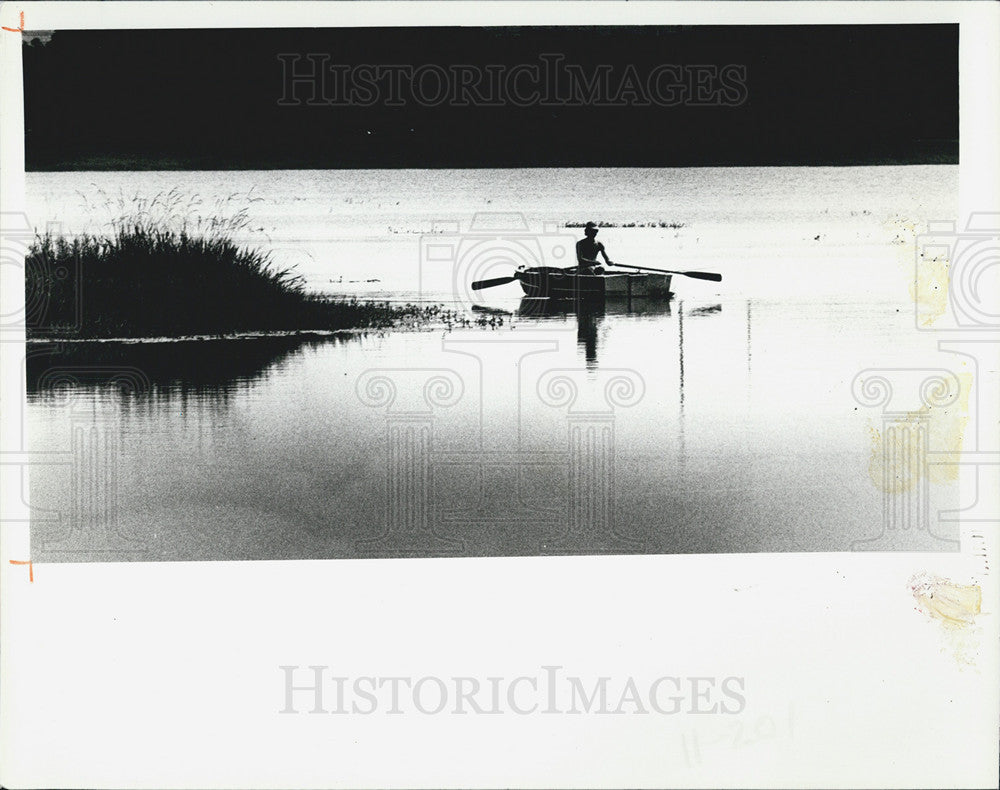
[514,297,724,371]
[515,266,673,301]
[516,296,673,320]
[474,297,721,370]
[517,296,677,369]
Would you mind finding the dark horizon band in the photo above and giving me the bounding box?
[22,24,957,171]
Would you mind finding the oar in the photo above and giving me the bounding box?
[610,262,721,282]
[471,274,519,290]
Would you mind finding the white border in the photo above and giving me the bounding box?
[1,1,984,28]
[1,3,998,788]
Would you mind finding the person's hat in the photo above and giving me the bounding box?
[584,221,599,232]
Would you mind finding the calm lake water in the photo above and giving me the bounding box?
[25,166,962,560]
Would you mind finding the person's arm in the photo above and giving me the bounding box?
[598,242,613,266]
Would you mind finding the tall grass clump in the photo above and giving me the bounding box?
[26,190,428,338]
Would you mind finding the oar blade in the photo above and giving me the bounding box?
[471,275,517,290]
[682,270,722,282]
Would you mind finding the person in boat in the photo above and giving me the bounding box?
[573,221,613,275]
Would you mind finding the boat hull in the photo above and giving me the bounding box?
[516,267,672,300]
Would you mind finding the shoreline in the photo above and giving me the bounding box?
[26,161,959,174]
[23,323,458,345]
[25,328,366,345]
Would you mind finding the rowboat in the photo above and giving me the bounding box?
[515,266,672,300]
[470,263,716,299]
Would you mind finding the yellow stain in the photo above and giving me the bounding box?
[911,574,982,626]
[911,253,950,328]
[910,574,983,668]
[867,373,971,491]
[885,217,950,327]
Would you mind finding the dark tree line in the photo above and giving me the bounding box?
[23,25,957,170]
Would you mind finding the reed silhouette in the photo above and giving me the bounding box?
[25,190,433,338]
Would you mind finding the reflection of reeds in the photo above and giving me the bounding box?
[27,191,435,338]
[25,334,344,404]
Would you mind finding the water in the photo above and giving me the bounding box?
[25,166,962,560]
[26,166,953,300]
